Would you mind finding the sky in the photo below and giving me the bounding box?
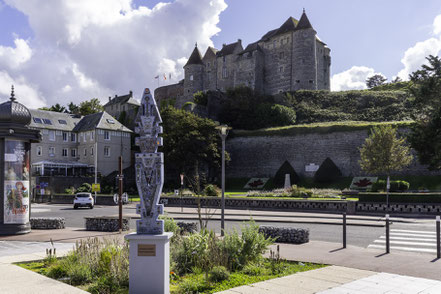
[0,0,441,108]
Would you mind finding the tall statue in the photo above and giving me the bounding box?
[134,88,164,234]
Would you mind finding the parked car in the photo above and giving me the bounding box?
[73,192,94,209]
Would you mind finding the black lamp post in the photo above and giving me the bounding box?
[216,124,230,236]
[0,86,41,235]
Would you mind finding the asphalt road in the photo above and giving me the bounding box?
[30,203,387,248]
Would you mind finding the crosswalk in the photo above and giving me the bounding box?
[368,229,439,254]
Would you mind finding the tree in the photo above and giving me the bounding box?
[161,106,223,178]
[79,98,103,116]
[366,74,387,89]
[407,55,441,169]
[67,102,80,115]
[39,103,66,112]
[359,125,413,193]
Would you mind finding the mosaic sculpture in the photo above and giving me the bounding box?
[134,88,164,234]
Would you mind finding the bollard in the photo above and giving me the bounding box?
[386,214,390,254]
[343,213,347,248]
[437,216,440,259]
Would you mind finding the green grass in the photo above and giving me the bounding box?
[171,260,325,294]
[232,120,413,138]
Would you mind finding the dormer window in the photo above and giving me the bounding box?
[190,75,194,81]
[207,62,210,67]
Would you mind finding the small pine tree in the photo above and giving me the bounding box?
[314,157,342,183]
[274,161,299,188]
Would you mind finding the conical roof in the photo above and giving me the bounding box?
[296,9,313,30]
[0,86,31,125]
[184,45,203,67]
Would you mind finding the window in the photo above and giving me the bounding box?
[62,132,68,142]
[104,130,110,140]
[62,148,68,157]
[71,148,77,157]
[207,62,210,67]
[49,130,55,141]
[222,67,228,78]
[296,80,300,83]
[90,147,94,156]
[49,147,55,157]
[279,66,284,73]
[84,148,87,156]
[43,119,52,125]
[279,52,284,59]
[106,119,115,124]
[309,80,314,84]
[222,56,226,63]
[91,131,94,141]
[104,146,110,157]
[58,119,67,124]
[273,40,276,48]
[71,133,76,142]
[33,118,42,124]
[189,75,193,81]
[37,146,42,156]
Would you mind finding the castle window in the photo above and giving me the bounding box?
[296,80,300,83]
[223,56,226,63]
[273,40,276,48]
[222,67,228,78]
[309,80,314,84]
[279,66,283,73]
[207,62,210,67]
[190,75,194,81]
[279,52,284,59]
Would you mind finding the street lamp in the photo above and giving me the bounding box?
[216,124,230,236]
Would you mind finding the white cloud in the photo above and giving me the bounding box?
[0,71,46,108]
[0,38,32,69]
[1,0,227,107]
[396,37,441,80]
[331,66,380,91]
[433,14,441,35]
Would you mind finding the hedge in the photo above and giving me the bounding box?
[358,192,441,203]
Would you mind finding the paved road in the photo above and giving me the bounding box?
[30,203,440,254]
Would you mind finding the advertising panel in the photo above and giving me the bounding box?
[3,140,30,224]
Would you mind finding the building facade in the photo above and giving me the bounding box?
[29,109,132,178]
[103,91,140,129]
[155,10,331,106]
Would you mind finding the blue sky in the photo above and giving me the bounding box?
[0,0,441,106]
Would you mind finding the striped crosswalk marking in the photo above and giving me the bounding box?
[368,229,439,254]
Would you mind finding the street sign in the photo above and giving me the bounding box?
[92,183,100,192]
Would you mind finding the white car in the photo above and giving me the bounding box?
[73,192,94,209]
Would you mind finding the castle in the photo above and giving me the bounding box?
[154,10,331,106]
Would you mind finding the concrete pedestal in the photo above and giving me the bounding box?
[125,232,173,294]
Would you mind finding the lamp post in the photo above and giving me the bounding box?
[216,125,230,236]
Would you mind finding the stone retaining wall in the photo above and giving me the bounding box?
[160,197,348,213]
[30,217,65,229]
[85,216,130,232]
[34,194,118,205]
[357,203,441,214]
[259,226,309,244]
[177,222,198,234]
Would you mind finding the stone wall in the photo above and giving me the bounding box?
[30,217,65,229]
[85,216,130,232]
[226,129,440,179]
[259,226,309,244]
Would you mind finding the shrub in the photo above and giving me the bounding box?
[204,184,220,197]
[256,103,296,128]
[242,263,263,276]
[179,275,209,294]
[64,187,75,194]
[193,91,208,106]
[371,180,410,192]
[274,161,299,188]
[76,183,92,193]
[208,266,230,282]
[290,185,313,198]
[314,158,342,183]
[47,264,67,279]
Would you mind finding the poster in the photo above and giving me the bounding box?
[3,140,30,224]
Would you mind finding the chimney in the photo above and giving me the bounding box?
[114,94,117,98]
[238,39,242,45]
[108,96,111,102]
[129,90,133,96]
[222,43,226,48]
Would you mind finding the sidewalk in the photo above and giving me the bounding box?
[1,228,441,293]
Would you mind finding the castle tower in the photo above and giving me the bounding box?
[291,9,318,90]
[183,44,204,98]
